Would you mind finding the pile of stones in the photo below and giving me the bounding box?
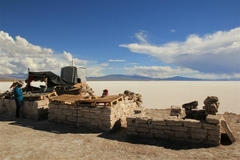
[181,96,220,120]
[120,90,143,107]
[203,96,220,115]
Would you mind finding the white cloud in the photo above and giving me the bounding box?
[120,27,240,74]
[86,66,105,77]
[135,30,148,44]
[125,66,199,78]
[109,59,126,62]
[63,51,72,61]
[0,31,88,74]
[170,30,176,33]
[100,63,109,67]
[125,65,240,79]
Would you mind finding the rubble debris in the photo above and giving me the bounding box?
[182,101,206,120]
[55,83,95,99]
[0,90,12,99]
[182,101,198,110]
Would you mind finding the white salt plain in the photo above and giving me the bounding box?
[1,81,239,114]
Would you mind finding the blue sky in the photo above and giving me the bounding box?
[0,0,239,79]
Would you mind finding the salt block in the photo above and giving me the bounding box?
[170,105,182,112]
[206,114,221,124]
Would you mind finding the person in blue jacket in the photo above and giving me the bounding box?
[14,81,24,118]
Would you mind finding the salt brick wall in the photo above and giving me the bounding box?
[48,99,139,131]
[0,99,49,120]
[127,114,221,146]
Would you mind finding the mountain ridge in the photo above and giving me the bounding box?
[0,73,239,81]
[87,74,239,81]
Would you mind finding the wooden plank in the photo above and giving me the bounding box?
[51,94,84,104]
[76,95,123,106]
[23,92,58,101]
[220,117,236,143]
[52,94,123,106]
[24,93,44,100]
[73,82,87,88]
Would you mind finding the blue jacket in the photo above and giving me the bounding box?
[14,86,23,101]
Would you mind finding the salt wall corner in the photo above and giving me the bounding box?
[48,96,139,131]
[0,99,49,120]
[127,114,222,146]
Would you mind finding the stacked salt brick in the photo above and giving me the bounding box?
[0,99,16,115]
[48,97,139,131]
[0,99,3,113]
[23,100,49,120]
[0,99,49,120]
[127,114,221,146]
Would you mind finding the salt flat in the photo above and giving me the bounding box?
[1,81,239,114]
[88,81,240,114]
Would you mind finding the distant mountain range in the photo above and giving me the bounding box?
[0,73,239,81]
[87,74,240,81]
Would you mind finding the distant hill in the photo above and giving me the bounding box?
[87,74,240,81]
[0,73,239,81]
[87,74,155,81]
[87,74,205,81]
[0,74,27,81]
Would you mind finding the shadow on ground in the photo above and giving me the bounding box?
[0,114,221,150]
[0,114,100,134]
[97,128,215,150]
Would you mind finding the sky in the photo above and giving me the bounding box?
[0,0,239,79]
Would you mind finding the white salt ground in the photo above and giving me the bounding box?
[88,81,240,114]
[1,81,239,114]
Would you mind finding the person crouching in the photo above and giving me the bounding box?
[101,89,108,98]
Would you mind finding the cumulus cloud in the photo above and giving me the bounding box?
[120,27,240,74]
[0,31,53,58]
[0,31,88,74]
[170,30,176,33]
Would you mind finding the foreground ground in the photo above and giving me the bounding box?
[0,110,240,160]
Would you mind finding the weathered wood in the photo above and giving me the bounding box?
[51,94,84,104]
[24,92,57,101]
[76,95,123,107]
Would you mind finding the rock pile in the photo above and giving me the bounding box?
[181,96,220,120]
[120,90,143,107]
[203,96,220,115]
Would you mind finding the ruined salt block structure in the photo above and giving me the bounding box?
[0,98,49,120]
[127,109,225,146]
[49,90,142,131]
